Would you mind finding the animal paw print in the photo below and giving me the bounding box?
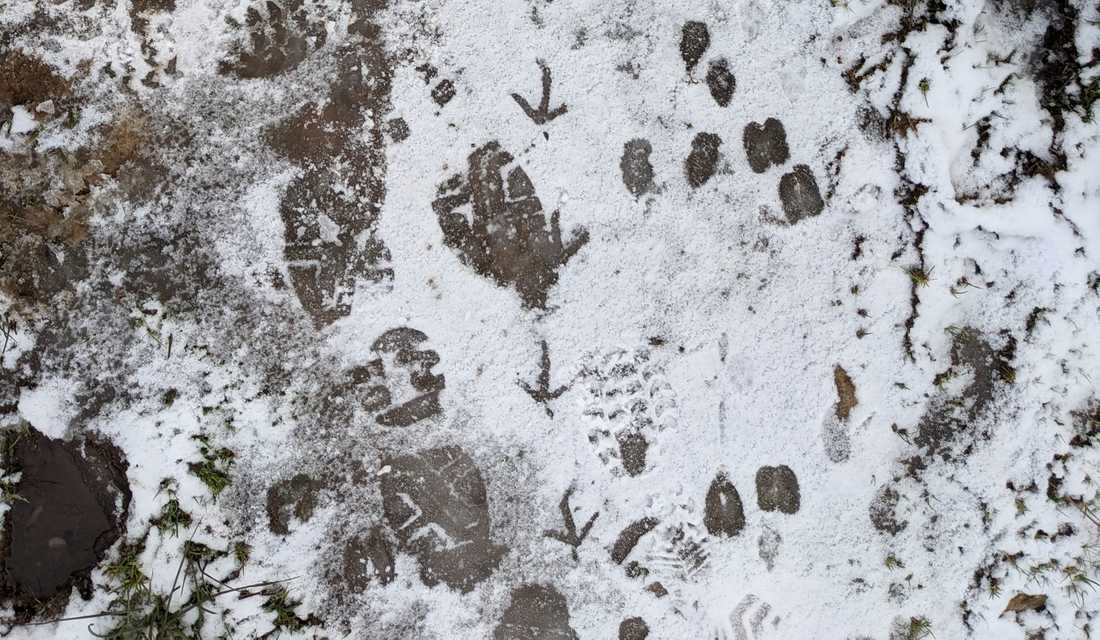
[620,139,656,197]
[704,466,800,570]
[742,118,824,223]
[679,21,736,108]
[432,141,589,309]
[674,21,738,189]
[579,346,678,477]
[219,0,327,79]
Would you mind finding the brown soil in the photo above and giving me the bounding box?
[834,365,858,421]
[0,51,71,109]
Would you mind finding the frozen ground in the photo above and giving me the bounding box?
[2,0,1100,638]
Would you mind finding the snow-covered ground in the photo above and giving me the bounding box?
[2,0,1099,638]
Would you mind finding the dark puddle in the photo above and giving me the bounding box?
[433,141,589,310]
[1,426,130,618]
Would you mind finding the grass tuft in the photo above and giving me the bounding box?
[907,616,934,640]
[187,435,234,498]
[906,265,933,287]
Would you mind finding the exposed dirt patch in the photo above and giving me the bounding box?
[0,425,130,619]
[0,51,72,110]
[378,446,506,592]
[834,365,858,421]
[685,132,721,188]
[433,141,589,309]
[493,584,578,640]
[619,616,650,640]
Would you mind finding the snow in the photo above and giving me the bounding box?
[2,0,1100,638]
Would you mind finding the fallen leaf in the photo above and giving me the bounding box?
[1002,593,1047,614]
[834,365,858,421]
